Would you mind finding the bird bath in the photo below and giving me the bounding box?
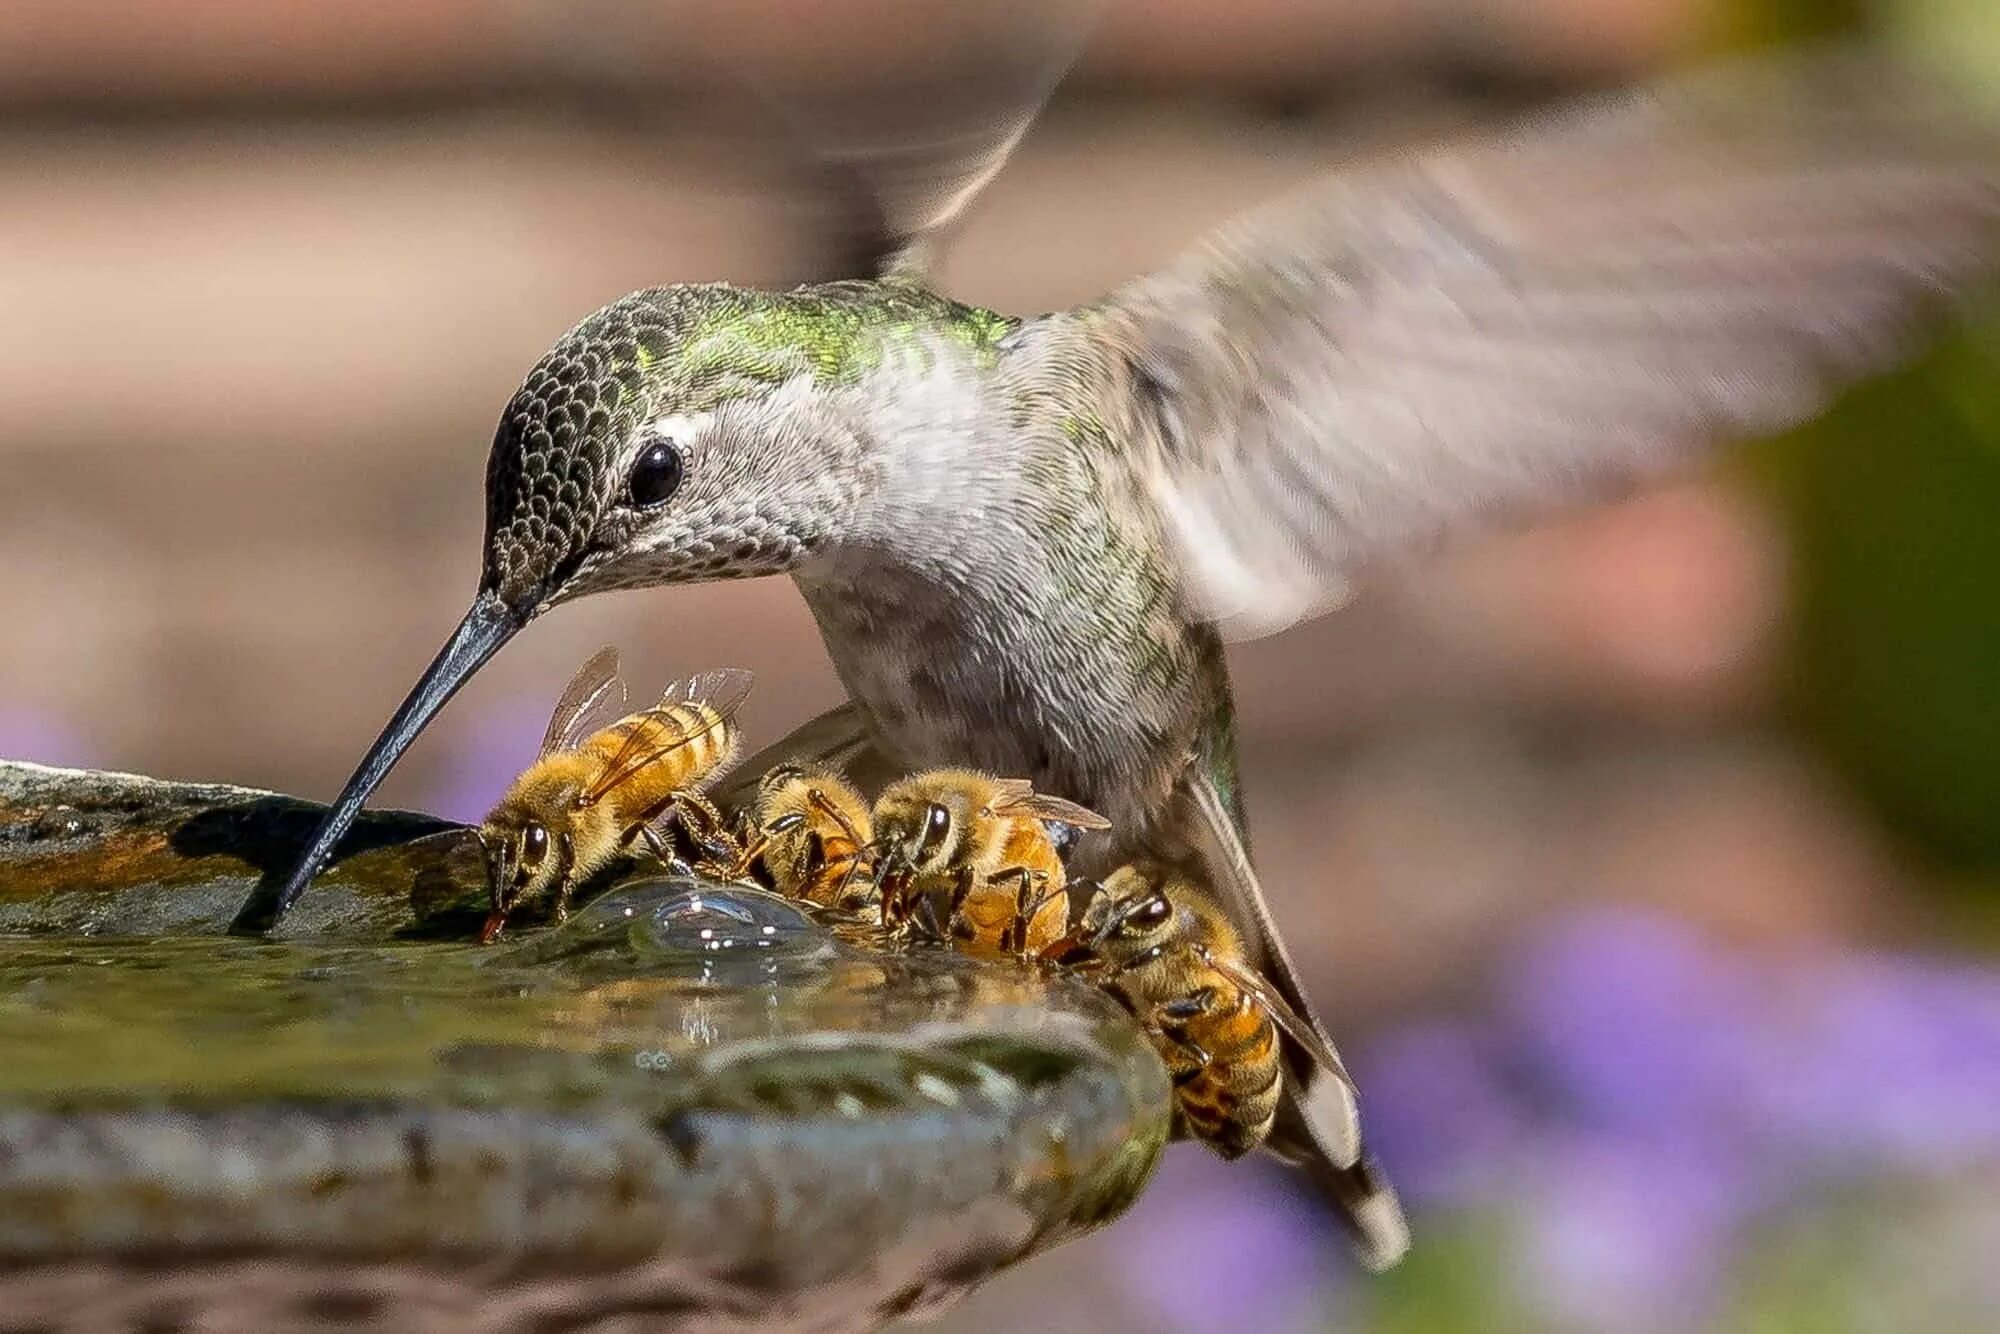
[0,761,1171,1332]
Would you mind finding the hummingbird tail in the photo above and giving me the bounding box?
[1267,1071,1411,1272]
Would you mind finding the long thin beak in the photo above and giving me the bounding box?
[237,590,523,933]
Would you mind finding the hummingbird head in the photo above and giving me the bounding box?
[482,283,892,615]
[255,281,1007,931]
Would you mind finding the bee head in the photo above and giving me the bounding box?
[479,794,577,935]
[1080,864,1178,952]
[754,762,805,799]
[873,789,966,878]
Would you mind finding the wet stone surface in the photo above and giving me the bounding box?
[0,761,1173,1332]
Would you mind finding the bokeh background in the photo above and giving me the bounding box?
[4,1,2000,1330]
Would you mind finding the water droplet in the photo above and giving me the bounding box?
[639,883,823,959]
[485,875,830,973]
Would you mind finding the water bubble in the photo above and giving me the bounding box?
[637,882,823,959]
[483,875,831,976]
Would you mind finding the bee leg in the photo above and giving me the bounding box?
[1007,870,1067,957]
[944,866,985,945]
[642,795,741,878]
[632,821,696,878]
[636,823,673,863]
[829,848,863,909]
[729,832,772,879]
[1153,988,1221,1032]
[702,834,749,878]
[914,888,950,942]
[946,865,979,916]
[1154,1030,1213,1077]
[676,791,729,840]
[671,793,744,873]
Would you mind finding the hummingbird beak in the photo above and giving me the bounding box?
[236,589,524,933]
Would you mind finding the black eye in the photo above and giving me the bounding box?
[916,802,953,858]
[628,440,684,508]
[1133,894,1172,929]
[521,823,549,868]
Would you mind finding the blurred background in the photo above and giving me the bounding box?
[3,0,1999,1330]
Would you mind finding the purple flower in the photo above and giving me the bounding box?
[1754,953,2000,1173]
[1378,908,2000,1321]
[1513,1131,1745,1332]
[1494,909,1764,1143]
[1355,1019,1522,1209]
[1106,1149,1348,1333]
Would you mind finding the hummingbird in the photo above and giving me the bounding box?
[255,47,1999,1270]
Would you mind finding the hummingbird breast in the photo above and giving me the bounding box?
[796,427,1227,845]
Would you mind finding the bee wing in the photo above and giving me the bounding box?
[539,645,627,757]
[991,789,1114,830]
[581,668,756,804]
[988,776,1036,801]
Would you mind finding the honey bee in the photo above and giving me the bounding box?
[736,763,879,914]
[1046,860,1356,1160]
[478,646,752,941]
[870,768,1109,958]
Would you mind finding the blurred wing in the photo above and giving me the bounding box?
[1182,761,1408,1271]
[993,790,1115,830]
[1098,47,2000,638]
[540,645,627,757]
[525,1,1095,283]
[752,1,1099,279]
[581,668,756,804]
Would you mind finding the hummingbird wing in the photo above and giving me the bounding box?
[760,4,1094,282]
[708,702,898,812]
[1180,763,1410,1272]
[669,0,1097,281]
[528,2,1095,282]
[1096,46,2000,639]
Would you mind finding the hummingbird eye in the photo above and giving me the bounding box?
[628,440,685,508]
